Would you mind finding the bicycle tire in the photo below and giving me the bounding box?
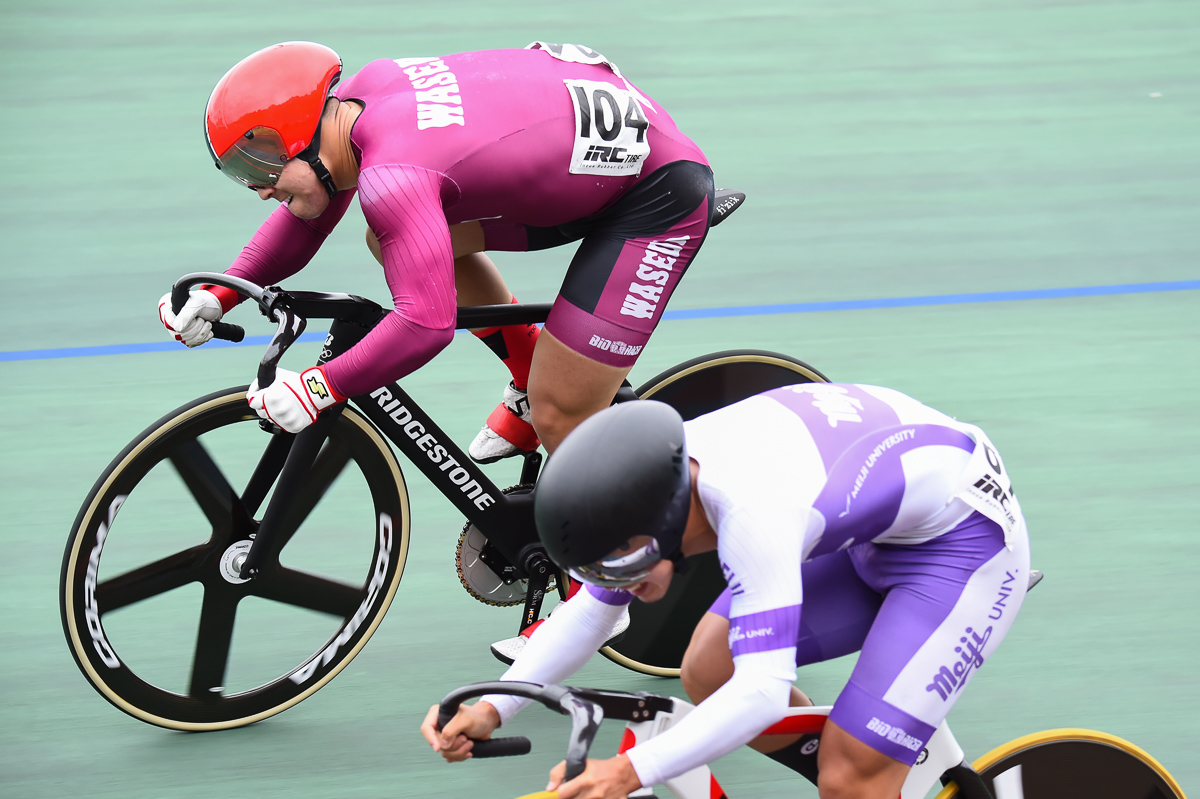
[933,728,1186,799]
[60,387,411,731]
[600,350,829,677]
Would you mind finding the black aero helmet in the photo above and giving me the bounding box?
[534,400,692,587]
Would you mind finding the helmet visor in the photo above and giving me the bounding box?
[215,126,290,188]
[573,536,663,589]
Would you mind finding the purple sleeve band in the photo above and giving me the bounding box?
[728,604,801,657]
[586,584,634,606]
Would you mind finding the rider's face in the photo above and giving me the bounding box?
[624,559,675,603]
[255,158,329,219]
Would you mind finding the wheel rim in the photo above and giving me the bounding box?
[61,390,410,730]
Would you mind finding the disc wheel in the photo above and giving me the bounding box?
[60,387,411,730]
[457,486,560,606]
[600,350,830,677]
[934,729,1186,799]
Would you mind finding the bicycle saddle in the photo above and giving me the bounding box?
[709,188,745,227]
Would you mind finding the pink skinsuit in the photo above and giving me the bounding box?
[224,46,710,398]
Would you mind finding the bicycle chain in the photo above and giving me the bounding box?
[455,484,559,606]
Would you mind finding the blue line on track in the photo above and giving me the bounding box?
[4,280,1197,363]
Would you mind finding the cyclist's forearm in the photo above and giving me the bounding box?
[225,192,356,289]
[481,587,630,725]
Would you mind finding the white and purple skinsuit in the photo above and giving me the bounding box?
[485,383,1031,786]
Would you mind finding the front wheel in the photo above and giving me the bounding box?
[600,350,830,677]
[60,388,411,730]
[935,729,1186,799]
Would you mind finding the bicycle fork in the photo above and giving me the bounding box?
[238,407,346,580]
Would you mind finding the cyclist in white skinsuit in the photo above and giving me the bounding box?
[423,384,1032,799]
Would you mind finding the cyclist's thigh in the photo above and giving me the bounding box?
[829,513,1031,765]
[526,332,632,449]
[543,160,715,368]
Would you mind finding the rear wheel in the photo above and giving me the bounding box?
[601,350,830,677]
[60,387,410,730]
[935,729,1186,799]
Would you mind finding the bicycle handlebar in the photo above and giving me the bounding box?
[171,272,305,388]
[169,272,554,390]
[170,272,270,344]
[437,682,604,779]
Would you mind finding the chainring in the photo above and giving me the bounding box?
[456,485,559,606]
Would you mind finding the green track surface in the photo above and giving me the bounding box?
[2,1,1196,797]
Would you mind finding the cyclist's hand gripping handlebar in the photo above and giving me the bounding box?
[437,682,603,779]
[170,278,245,344]
[170,272,305,389]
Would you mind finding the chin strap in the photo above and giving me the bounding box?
[666,549,691,576]
[305,155,339,199]
[296,101,340,200]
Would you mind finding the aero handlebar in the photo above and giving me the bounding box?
[171,272,305,389]
[437,682,604,779]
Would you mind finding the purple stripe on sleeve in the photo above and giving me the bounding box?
[707,587,732,618]
[808,424,975,558]
[728,604,801,657]
[586,584,634,606]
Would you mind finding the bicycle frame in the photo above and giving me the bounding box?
[620,700,980,799]
[214,280,567,632]
[140,272,830,694]
[437,682,994,799]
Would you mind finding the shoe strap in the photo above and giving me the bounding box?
[486,402,541,451]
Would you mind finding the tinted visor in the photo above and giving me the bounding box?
[216,127,290,188]
[573,536,663,589]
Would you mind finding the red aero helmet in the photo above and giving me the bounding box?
[205,41,342,189]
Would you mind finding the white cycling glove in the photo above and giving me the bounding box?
[247,366,345,433]
[159,289,224,347]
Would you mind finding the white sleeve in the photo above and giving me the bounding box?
[480,586,631,725]
[624,648,796,787]
[622,464,805,787]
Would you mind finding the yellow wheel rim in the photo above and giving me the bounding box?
[933,728,1186,799]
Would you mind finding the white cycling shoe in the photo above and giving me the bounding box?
[469,382,540,464]
[490,610,631,665]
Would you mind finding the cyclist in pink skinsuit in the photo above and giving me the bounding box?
[162,41,714,466]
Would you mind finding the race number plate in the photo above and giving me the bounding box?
[528,41,616,71]
[563,79,651,176]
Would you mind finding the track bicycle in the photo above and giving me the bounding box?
[59,216,831,731]
[437,669,1187,799]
